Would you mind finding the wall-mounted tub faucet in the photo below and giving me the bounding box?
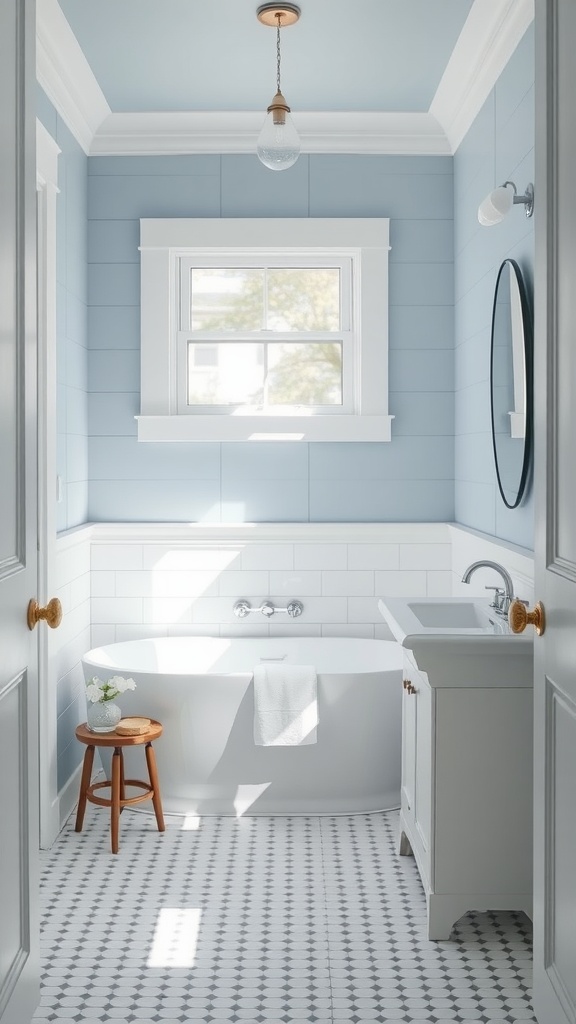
[461,560,515,616]
[234,599,304,619]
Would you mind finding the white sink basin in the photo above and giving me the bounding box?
[378,596,533,647]
[407,600,491,628]
[378,596,509,640]
[378,596,533,687]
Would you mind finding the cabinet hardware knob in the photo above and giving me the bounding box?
[27,597,63,631]
[508,599,545,636]
[406,683,417,695]
[403,678,411,690]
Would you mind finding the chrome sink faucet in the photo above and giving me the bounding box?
[461,560,515,616]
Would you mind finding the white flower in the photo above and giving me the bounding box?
[85,674,137,703]
[108,675,137,694]
[86,680,104,703]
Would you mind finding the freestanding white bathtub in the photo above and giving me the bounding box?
[82,636,403,816]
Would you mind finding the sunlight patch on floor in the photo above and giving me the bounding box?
[148,907,202,968]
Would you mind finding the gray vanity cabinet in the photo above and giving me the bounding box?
[399,648,533,940]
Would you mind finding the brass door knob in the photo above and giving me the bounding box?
[27,597,63,631]
[508,598,545,636]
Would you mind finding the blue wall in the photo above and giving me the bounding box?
[453,26,534,549]
[37,88,89,532]
[41,20,535,541]
[87,154,454,522]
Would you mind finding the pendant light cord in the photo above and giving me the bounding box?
[276,14,282,93]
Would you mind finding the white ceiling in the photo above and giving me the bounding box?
[37,0,534,156]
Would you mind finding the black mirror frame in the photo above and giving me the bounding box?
[489,258,533,510]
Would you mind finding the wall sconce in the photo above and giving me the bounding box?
[478,181,534,226]
[256,4,301,171]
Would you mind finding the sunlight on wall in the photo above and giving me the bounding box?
[153,548,243,571]
[149,545,244,625]
[148,907,202,968]
[220,502,247,521]
[233,782,272,817]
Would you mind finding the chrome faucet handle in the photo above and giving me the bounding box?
[234,598,304,618]
[485,585,506,610]
[286,600,303,618]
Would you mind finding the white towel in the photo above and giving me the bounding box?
[253,663,318,746]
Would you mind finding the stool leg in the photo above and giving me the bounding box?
[145,741,165,833]
[75,744,95,833]
[119,749,126,811]
[111,746,121,854]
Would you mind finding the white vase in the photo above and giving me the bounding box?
[86,700,121,733]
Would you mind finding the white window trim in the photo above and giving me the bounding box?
[138,218,393,442]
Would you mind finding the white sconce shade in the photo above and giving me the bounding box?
[478,181,534,226]
[478,184,514,225]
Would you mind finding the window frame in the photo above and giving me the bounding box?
[138,218,392,442]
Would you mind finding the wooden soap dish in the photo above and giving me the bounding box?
[116,717,151,736]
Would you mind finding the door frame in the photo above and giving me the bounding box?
[36,119,61,850]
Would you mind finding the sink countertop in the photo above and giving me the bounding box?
[378,597,533,687]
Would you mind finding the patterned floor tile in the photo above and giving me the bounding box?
[32,809,537,1023]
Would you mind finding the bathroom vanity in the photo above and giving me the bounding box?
[379,597,533,940]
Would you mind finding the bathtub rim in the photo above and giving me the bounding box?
[81,634,404,680]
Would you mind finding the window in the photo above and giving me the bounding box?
[138,218,392,442]
[181,261,351,412]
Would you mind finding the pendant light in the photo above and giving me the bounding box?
[256,4,301,171]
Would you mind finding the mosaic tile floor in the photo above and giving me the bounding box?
[33,808,538,1024]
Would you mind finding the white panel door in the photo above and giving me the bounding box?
[533,2,576,1022]
[0,2,40,1022]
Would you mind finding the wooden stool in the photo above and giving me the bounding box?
[75,718,165,854]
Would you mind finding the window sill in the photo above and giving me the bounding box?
[136,415,394,443]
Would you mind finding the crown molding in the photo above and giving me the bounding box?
[91,110,451,157]
[36,0,110,154]
[37,0,533,158]
[430,0,534,153]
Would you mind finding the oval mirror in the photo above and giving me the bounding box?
[490,258,533,509]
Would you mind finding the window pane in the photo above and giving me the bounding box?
[267,269,340,331]
[190,269,264,331]
[266,343,342,405]
[193,345,218,367]
[188,342,264,404]
[187,341,342,406]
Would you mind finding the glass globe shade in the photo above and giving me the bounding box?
[257,108,301,171]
